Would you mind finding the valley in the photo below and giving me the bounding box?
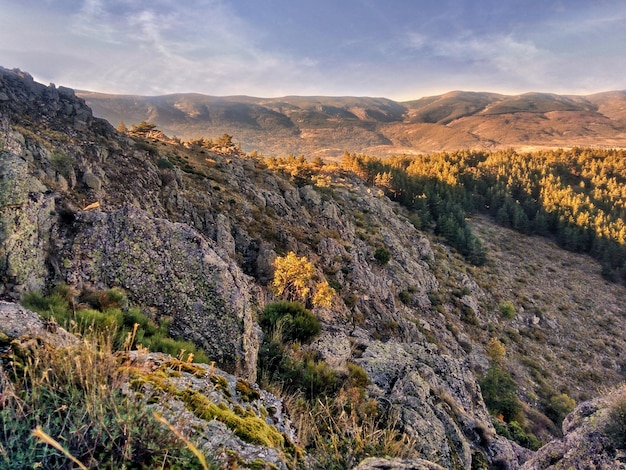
[1,66,626,469]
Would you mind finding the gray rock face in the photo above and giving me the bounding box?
[0,124,56,297]
[0,67,94,132]
[62,206,261,380]
[521,387,626,470]
[0,301,78,346]
[358,341,530,469]
[354,457,446,470]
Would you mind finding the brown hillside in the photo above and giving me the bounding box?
[79,89,626,158]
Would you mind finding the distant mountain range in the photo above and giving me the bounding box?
[78,89,626,158]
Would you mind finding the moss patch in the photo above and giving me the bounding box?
[179,388,285,448]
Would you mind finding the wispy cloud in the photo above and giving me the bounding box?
[1,0,625,98]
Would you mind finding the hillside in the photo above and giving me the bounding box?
[78,89,626,159]
[2,66,626,468]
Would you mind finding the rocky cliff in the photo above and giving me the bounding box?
[2,66,626,469]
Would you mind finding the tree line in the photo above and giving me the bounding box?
[341,147,626,281]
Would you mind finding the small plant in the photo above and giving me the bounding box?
[399,290,412,305]
[486,337,506,364]
[49,152,74,177]
[373,246,391,265]
[499,301,516,319]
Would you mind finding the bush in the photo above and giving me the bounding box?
[499,301,516,319]
[480,366,525,424]
[374,246,391,265]
[399,290,412,305]
[260,301,320,344]
[22,288,209,363]
[22,291,70,320]
[157,157,174,169]
[546,393,575,426]
[492,419,541,451]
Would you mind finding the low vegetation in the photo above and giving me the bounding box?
[257,301,416,467]
[21,285,210,363]
[0,326,214,469]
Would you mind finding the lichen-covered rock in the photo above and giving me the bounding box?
[0,300,78,347]
[62,207,261,380]
[354,457,446,470]
[0,131,55,297]
[358,341,530,469]
[521,386,626,470]
[126,351,297,470]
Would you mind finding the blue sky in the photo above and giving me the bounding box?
[1,0,625,100]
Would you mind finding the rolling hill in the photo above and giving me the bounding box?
[78,89,626,158]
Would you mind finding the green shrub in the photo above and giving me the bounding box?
[260,301,320,343]
[374,246,391,265]
[75,307,124,333]
[258,340,339,399]
[142,335,210,364]
[157,157,174,169]
[491,419,541,450]
[399,290,412,305]
[499,301,516,319]
[22,291,70,320]
[49,152,74,177]
[286,355,339,398]
[347,363,370,388]
[546,393,575,426]
[508,421,542,450]
[480,366,525,424]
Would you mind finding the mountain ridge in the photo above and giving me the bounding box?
[3,65,626,468]
[78,88,626,158]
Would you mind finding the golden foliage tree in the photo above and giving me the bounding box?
[272,252,335,307]
[486,337,506,364]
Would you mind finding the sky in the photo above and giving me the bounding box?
[1,0,625,101]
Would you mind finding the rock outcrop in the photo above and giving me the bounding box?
[0,301,295,469]
[358,341,529,469]
[62,206,261,380]
[521,387,626,470]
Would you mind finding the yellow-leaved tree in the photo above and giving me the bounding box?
[272,252,335,307]
[486,337,506,364]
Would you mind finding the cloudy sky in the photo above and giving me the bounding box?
[1,0,625,100]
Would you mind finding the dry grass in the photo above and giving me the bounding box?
[470,215,626,403]
[281,387,416,469]
[0,330,213,469]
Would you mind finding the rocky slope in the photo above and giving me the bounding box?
[78,89,626,158]
[2,66,626,468]
[0,301,295,469]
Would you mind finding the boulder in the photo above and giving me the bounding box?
[62,207,261,380]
